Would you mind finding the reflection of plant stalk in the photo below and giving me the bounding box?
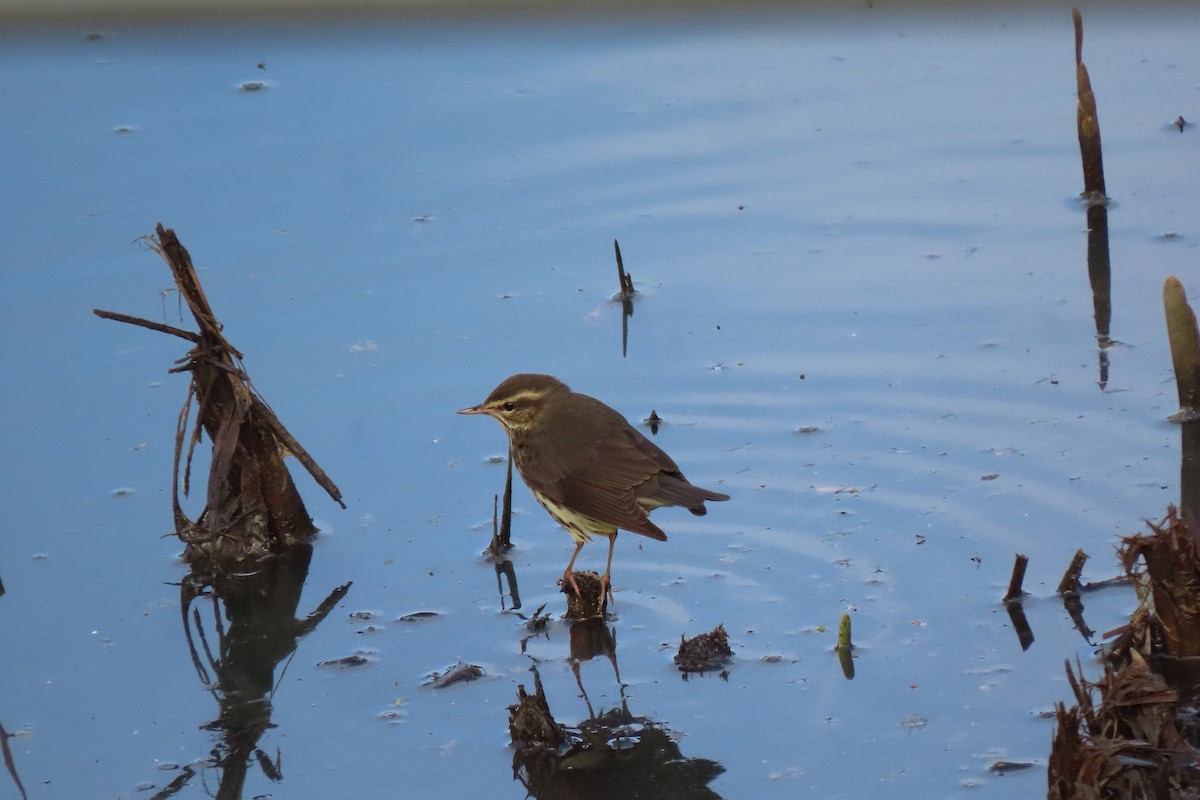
[1085,205,1112,389]
[178,545,350,798]
[0,717,29,800]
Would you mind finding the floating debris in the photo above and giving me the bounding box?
[675,623,733,674]
[318,654,370,669]
[526,603,550,632]
[425,662,485,689]
[396,610,441,623]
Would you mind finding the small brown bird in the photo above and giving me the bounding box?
[458,373,729,598]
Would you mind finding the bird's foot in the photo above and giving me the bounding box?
[564,569,583,598]
[599,573,614,609]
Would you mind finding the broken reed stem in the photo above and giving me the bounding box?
[1164,276,1200,413]
[1073,8,1106,199]
[92,308,200,343]
[487,452,516,557]
[1072,6,1083,67]
[613,239,634,299]
[501,448,514,548]
[1057,549,1089,595]
[1004,553,1029,602]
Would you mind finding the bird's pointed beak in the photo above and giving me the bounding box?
[457,404,489,416]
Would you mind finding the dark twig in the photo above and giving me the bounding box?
[1073,8,1107,200]
[1003,553,1029,602]
[613,239,635,300]
[92,308,200,343]
[0,717,29,800]
[614,239,635,358]
[1057,549,1089,595]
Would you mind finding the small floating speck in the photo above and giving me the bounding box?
[397,610,441,623]
[84,31,105,41]
[349,340,378,352]
[239,80,267,92]
[485,454,506,464]
[1159,231,1182,241]
[378,708,406,724]
[348,610,377,620]
[112,487,135,497]
[112,125,137,135]
[795,426,821,434]
[1168,115,1191,132]
[155,762,180,771]
[980,473,999,481]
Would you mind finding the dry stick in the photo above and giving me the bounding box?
[1057,548,1089,595]
[614,239,635,358]
[486,450,515,556]
[1004,553,1029,602]
[0,718,29,800]
[92,308,200,342]
[613,238,634,299]
[157,225,344,510]
[500,449,514,548]
[1073,8,1106,200]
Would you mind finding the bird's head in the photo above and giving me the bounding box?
[457,373,571,437]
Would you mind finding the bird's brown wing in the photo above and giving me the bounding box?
[517,393,724,540]
[536,433,669,541]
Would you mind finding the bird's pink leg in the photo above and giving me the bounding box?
[600,532,617,606]
[563,540,586,596]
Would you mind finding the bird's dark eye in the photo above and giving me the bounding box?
[503,402,515,412]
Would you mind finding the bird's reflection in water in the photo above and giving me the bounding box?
[509,618,726,800]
